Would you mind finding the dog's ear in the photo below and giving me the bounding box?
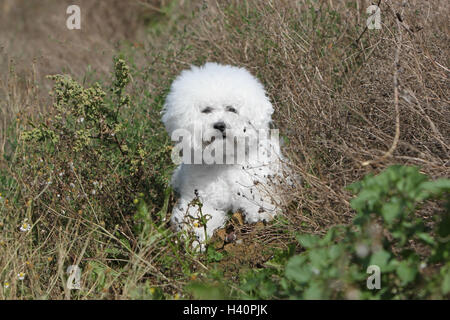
[162,65,206,135]
[161,89,196,136]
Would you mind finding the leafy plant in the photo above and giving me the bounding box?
[192,165,449,299]
[0,57,185,299]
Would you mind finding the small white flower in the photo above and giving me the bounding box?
[78,117,85,123]
[420,262,427,270]
[59,172,64,177]
[17,272,25,280]
[20,220,31,232]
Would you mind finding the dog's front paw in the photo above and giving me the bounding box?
[244,207,277,224]
[170,199,228,252]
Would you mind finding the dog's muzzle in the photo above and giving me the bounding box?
[213,121,227,138]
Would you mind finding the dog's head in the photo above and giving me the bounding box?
[162,63,274,163]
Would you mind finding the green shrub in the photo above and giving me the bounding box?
[191,165,449,299]
[15,57,174,226]
[0,57,190,299]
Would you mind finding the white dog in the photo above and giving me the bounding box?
[162,62,288,250]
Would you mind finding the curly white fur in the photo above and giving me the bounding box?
[162,62,288,250]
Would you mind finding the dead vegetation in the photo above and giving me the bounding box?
[140,0,449,239]
[0,0,169,152]
[175,0,450,233]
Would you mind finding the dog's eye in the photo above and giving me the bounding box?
[226,106,237,113]
[201,107,213,114]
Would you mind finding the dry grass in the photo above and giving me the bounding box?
[0,0,163,81]
[167,0,449,234]
[0,0,170,152]
[127,0,449,238]
[0,0,448,299]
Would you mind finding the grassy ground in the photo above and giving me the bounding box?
[0,0,449,299]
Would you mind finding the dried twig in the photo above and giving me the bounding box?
[362,8,403,167]
[354,0,383,45]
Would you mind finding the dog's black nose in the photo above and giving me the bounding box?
[213,121,226,132]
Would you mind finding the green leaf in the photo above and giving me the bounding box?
[328,244,343,261]
[285,255,312,283]
[442,269,450,294]
[207,246,224,262]
[396,261,417,285]
[381,200,402,224]
[420,179,450,198]
[350,189,380,213]
[303,283,324,299]
[186,282,227,300]
[309,248,329,268]
[369,250,391,270]
[416,232,435,246]
[118,235,131,251]
[296,234,320,248]
[320,226,340,243]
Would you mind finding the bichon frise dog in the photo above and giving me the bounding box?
[162,62,288,250]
